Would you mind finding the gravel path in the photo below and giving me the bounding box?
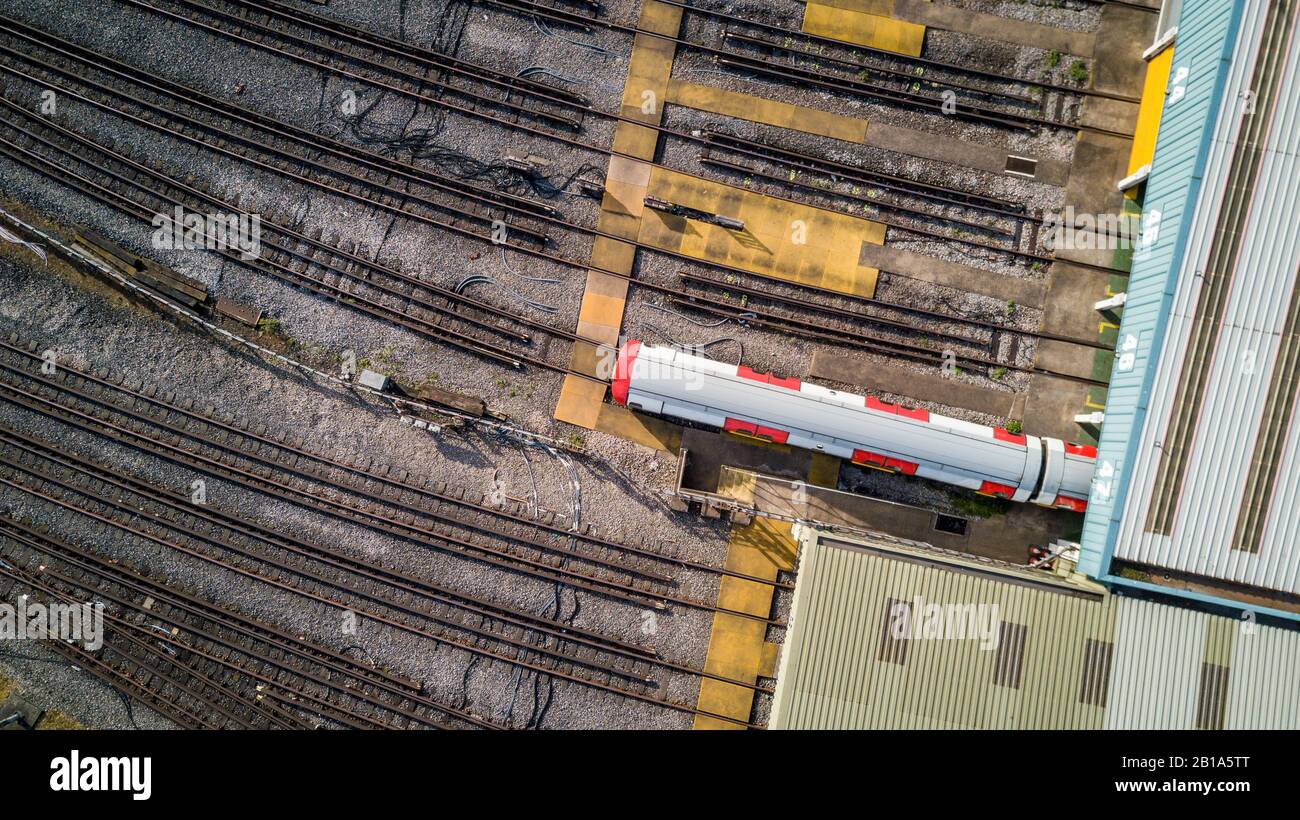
[0,0,1096,727]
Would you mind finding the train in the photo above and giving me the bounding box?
[611,342,1094,512]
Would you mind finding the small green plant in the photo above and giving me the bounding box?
[1117,566,1151,582]
[949,491,1010,519]
[1046,49,1061,68]
[1005,419,1024,435]
[256,317,281,336]
[1068,60,1090,85]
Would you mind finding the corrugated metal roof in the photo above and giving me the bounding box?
[1114,0,1300,593]
[1107,598,1300,729]
[772,531,1300,729]
[1078,1,1300,599]
[771,531,1116,729]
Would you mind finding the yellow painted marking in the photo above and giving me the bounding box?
[640,165,884,298]
[593,405,682,452]
[1126,46,1173,177]
[759,642,781,678]
[666,80,869,143]
[802,3,926,57]
[638,0,684,35]
[694,518,798,729]
[557,3,682,432]
[554,376,607,429]
[807,452,842,489]
[807,0,897,14]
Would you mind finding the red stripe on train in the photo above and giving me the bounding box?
[736,365,801,391]
[1054,495,1088,513]
[977,480,1017,498]
[851,449,918,474]
[724,418,790,444]
[864,396,930,422]
[993,427,1027,445]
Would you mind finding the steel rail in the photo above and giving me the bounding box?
[86,3,1105,272]
[0,448,762,727]
[0,432,777,697]
[0,424,661,662]
[484,0,1142,103]
[0,352,784,628]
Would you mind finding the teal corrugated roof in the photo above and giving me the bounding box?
[1078,0,1245,578]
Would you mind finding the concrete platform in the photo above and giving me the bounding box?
[640,166,885,298]
[1023,372,1097,444]
[892,0,1097,56]
[864,245,1048,307]
[558,1,684,433]
[810,351,1025,420]
[801,2,926,56]
[693,516,796,729]
[667,80,870,143]
[1038,261,1118,342]
[1023,180,1133,444]
[593,404,682,452]
[554,375,607,430]
[574,270,631,348]
[1092,4,1161,99]
[1061,132,1135,219]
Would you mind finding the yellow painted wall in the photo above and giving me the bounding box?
[1126,45,1174,179]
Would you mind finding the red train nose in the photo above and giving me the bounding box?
[610,340,641,405]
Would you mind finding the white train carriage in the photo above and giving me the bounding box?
[612,342,1093,512]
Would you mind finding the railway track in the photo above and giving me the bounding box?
[0,97,1089,392]
[78,1,1116,273]
[0,18,1112,384]
[665,285,1108,388]
[0,336,789,618]
[0,90,584,375]
[0,518,498,728]
[0,369,774,727]
[0,333,789,705]
[483,0,1141,113]
[676,271,1113,352]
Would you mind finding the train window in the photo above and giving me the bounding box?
[934,514,968,536]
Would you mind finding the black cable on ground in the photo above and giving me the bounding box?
[321,114,603,200]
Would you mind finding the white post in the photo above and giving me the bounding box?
[1094,292,1127,311]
